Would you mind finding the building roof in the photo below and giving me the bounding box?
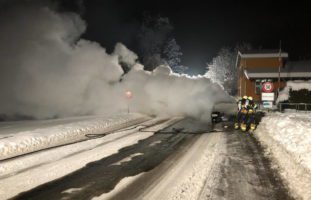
[244,60,311,79]
[238,49,288,58]
[240,49,282,54]
[235,49,289,71]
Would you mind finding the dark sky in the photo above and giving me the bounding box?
[71,0,311,74]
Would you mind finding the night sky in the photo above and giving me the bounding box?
[65,0,311,74]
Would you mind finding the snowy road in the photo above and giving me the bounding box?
[3,118,294,200]
[205,128,294,200]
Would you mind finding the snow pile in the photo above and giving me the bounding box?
[255,112,311,200]
[277,80,311,103]
[287,80,311,91]
[0,113,148,160]
[276,87,290,103]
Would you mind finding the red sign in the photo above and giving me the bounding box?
[262,82,274,92]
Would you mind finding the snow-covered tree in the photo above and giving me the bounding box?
[163,38,184,73]
[172,65,189,74]
[206,43,251,95]
[206,48,232,88]
[137,15,185,72]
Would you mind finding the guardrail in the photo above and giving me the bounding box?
[278,103,311,112]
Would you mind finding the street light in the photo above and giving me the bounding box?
[125,90,133,113]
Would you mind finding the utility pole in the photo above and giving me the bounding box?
[278,40,282,97]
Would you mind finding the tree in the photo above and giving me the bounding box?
[137,15,173,70]
[163,38,184,73]
[206,43,251,95]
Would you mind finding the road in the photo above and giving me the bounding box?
[201,127,294,200]
[8,118,294,200]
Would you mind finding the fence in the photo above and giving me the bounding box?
[278,103,311,112]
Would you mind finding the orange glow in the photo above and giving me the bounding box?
[125,91,133,99]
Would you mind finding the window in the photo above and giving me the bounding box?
[255,80,262,94]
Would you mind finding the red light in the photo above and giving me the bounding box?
[125,91,133,99]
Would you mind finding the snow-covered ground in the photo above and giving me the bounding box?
[0,113,149,160]
[255,112,311,200]
[93,132,225,200]
[0,117,181,199]
[158,132,224,200]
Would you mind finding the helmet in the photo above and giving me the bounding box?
[243,95,247,99]
[248,96,253,101]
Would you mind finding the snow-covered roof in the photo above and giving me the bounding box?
[244,60,311,79]
[238,49,288,58]
[235,49,289,72]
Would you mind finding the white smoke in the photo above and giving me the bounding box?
[121,65,233,121]
[0,1,234,121]
[113,43,138,67]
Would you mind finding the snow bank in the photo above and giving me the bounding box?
[0,113,149,160]
[276,87,290,103]
[255,112,311,200]
[277,80,311,103]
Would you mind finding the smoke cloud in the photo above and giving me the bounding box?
[0,1,234,121]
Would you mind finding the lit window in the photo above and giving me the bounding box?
[255,80,262,94]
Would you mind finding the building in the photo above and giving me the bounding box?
[236,50,311,106]
[236,50,288,102]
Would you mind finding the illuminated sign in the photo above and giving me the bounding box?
[262,82,274,92]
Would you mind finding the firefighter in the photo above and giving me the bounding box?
[234,95,248,130]
[246,96,258,132]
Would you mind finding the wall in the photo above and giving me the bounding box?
[241,57,281,68]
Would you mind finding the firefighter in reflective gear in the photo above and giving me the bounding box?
[246,96,258,132]
[235,96,248,129]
